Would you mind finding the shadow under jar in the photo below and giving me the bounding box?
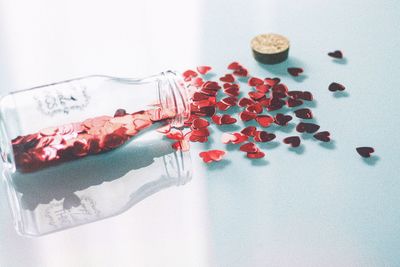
[0,71,192,236]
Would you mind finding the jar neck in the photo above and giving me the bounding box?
[158,71,190,128]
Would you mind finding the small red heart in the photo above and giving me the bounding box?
[231,133,248,144]
[283,136,301,147]
[246,150,265,159]
[191,128,210,137]
[272,83,288,94]
[221,96,238,106]
[220,114,237,125]
[328,50,343,59]
[287,97,303,108]
[241,126,257,137]
[356,147,374,158]
[240,111,257,122]
[264,78,280,86]
[165,129,184,140]
[192,118,209,129]
[287,67,303,77]
[189,134,208,143]
[228,62,241,70]
[248,77,264,86]
[248,91,266,101]
[190,77,204,87]
[220,74,235,83]
[296,122,320,133]
[216,101,230,111]
[255,84,270,93]
[192,92,209,101]
[274,113,292,126]
[198,106,216,117]
[294,108,313,119]
[328,82,345,92]
[199,150,226,163]
[203,81,221,90]
[211,115,222,125]
[240,142,258,153]
[182,69,198,81]
[313,131,330,142]
[224,86,239,97]
[256,115,274,127]
[246,103,263,114]
[254,131,276,142]
[233,67,248,77]
[238,97,255,107]
[301,91,313,101]
[197,66,212,75]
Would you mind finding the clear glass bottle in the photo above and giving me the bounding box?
[0,71,192,236]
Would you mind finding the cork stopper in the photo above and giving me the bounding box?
[251,33,290,64]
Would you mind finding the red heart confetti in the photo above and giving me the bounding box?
[14,58,372,171]
[287,67,303,77]
[329,82,345,92]
[283,136,301,147]
[220,114,237,125]
[254,131,276,142]
[220,74,235,83]
[328,50,343,59]
[192,118,210,129]
[294,108,313,119]
[274,113,292,126]
[228,62,240,70]
[197,66,212,75]
[248,77,264,86]
[264,78,280,87]
[240,111,257,122]
[313,131,330,142]
[239,142,258,153]
[182,70,198,81]
[287,97,303,108]
[296,122,320,133]
[356,147,374,158]
[241,126,257,137]
[256,115,274,127]
[199,150,226,163]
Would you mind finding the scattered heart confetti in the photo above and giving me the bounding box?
[197,66,212,75]
[274,113,292,126]
[246,150,265,159]
[329,82,345,92]
[283,136,301,147]
[328,50,343,59]
[294,108,313,119]
[199,150,226,163]
[248,77,264,86]
[256,115,274,127]
[220,114,237,125]
[296,122,320,133]
[241,126,257,137]
[240,142,258,153]
[15,57,373,173]
[254,131,276,142]
[220,74,235,83]
[356,147,374,158]
[287,67,303,77]
[313,131,331,142]
[240,111,257,122]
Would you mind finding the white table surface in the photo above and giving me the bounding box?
[1,0,400,266]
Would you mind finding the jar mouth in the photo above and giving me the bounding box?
[160,71,190,128]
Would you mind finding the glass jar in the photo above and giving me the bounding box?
[0,71,192,236]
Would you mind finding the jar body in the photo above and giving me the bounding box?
[0,71,191,236]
